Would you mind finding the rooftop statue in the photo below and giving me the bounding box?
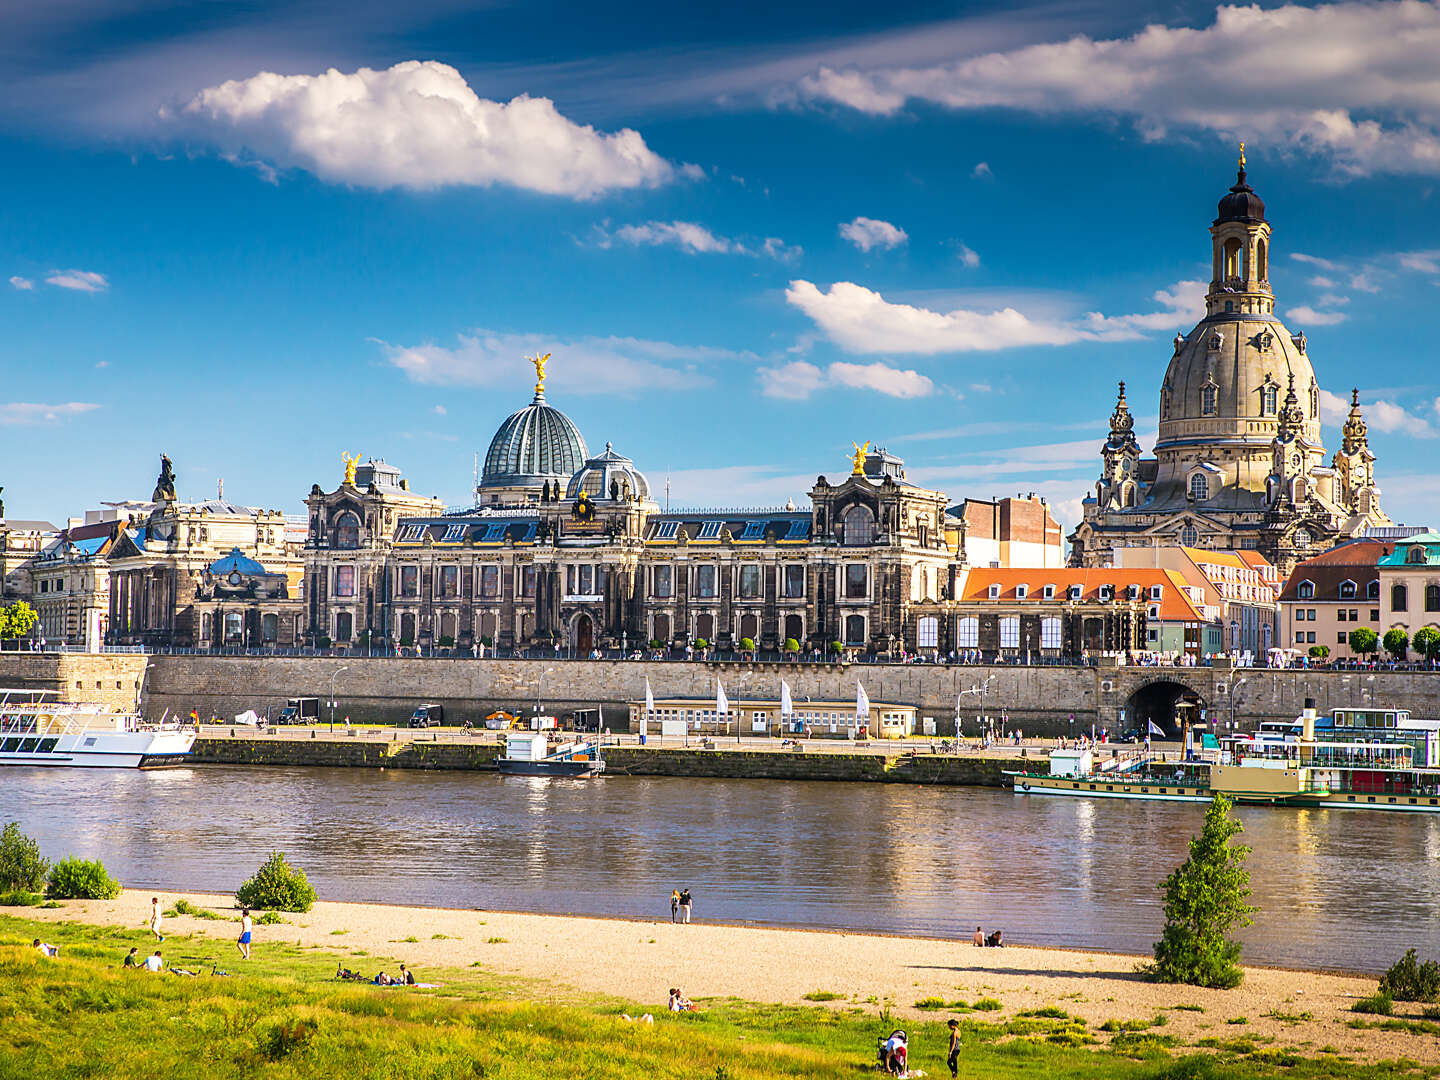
[342,452,362,487]
[851,441,870,475]
[529,352,551,397]
[152,454,177,503]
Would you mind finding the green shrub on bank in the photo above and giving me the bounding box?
[1352,993,1394,1016]
[1380,949,1440,1002]
[0,890,41,907]
[236,851,317,913]
[45,857,121,900]
[0,822,49,893]
[165,898,221,920]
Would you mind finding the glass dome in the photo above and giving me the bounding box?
[565,442,650,501]
[480,389,588,491]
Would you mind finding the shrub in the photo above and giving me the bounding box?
[649,639,664,649]
[256,910,286,925]
[802,990,841,1001]
[1380,949,1440,1002]
[398,635,414,647]
[0,890,41,906]
[829,641,844,655]
[438,635,455,648]
[168,898,220,920]
[1148,793,1254,989]
[694,639,708,650]
[972,997,1002,1011]
[0,821,49,893]
[915,997,946,1009]
[315,635,332,648]
[46,857,121,900]
[1383,628,1410,662]
[739,637,755,652]
[236,851,317,913]
[1307,645,1330,660]
[1352,993,1394,1015]
[784,638,800,653]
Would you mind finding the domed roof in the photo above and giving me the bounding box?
[1215,167,1266,225]
[565,442,651,502]
[481,390,588,490]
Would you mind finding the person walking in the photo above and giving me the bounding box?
[946,1018,961,1079]
[237,908,253,959]
[149,896,164,941]
[678,888,692,924]
[669,889,681,923]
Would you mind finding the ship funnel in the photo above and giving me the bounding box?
[1301,697,1317,741]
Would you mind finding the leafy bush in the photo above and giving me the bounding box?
[694,639,708,650]
[914,997,946,1009]
[0,821,49,893]
[1380,949,1440,1002]
[1148,793,1254,989]
[1413,627,1440,661]
[802,990,841,1002]
[167,898,220,919]
[0,889,42,906]
[649,639,664,649]
[315,635,332,648]
[1352,993,1394,1015]
[46,857,121,900]
[398,635,414,647]
[1383,628,1410,662]
[1349,627,1379,656]
[829,641,844,655]
[235,851,317,913]
[256,910,286,925]
[738,637,755,652]
[784,638,800,653]
[438,635,455,648]
[972,997,1002,1011]
[1307,645,1330,660]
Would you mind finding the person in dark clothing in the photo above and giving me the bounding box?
[947,1018,961,1078]
[678,888,692,924]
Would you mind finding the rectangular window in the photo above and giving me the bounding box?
[697,520,724,540]
[397,524,425,542]
[1295,632,1305,644]
[480,565,499,598]
[439,565,459,598]
[652,520,680,540]
[652,565,672,598]
[441,524,467,543]
[521,565,536,598]
[577,565,593,594]
[739,564,762,599]
[845,563,868,599]
[1041,617,1062,649]
[740,520,766,540]
[1337,610,1346,622]
[1371,609,1380,622]
[1349,610,1359,621]
[1308,632,1316,644]
[957,617,979,648]
[1338,632,1347,644]
[784,519,808,541]
[481,523,507,542]
[917,616,939,648]
[783,564,805,598]
[399,566,419,597]
[694,565,716,598]
[334,565,355,597]
[999,616,1020,649]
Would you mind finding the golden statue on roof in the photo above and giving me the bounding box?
[529,352,551,396]
[1238,141,1247,170]
[342,452,362,487]
[851,441,870,475]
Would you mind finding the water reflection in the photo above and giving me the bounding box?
[2,766,1436,973]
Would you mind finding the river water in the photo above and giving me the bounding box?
[4,765,1435,973]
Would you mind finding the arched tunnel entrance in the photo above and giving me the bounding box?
[1124,680,1204,739]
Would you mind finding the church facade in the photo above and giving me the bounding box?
[1069,157,1390,575]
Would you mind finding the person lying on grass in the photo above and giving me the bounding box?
[33,939,58,958]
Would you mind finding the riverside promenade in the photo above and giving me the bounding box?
[192,726,1028,785]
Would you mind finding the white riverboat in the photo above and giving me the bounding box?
[0,689,196,768]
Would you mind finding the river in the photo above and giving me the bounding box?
[4,765,1436,973]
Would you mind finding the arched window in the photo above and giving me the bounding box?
[1427,585,1440,612]
[842,504,875,547]
[333,512,360,549]
[1393,584,1409,612]
[1223,237,1242,279]
[1298,581,1315,599]
[1309,384,1319,419]
[844,614,866,645]
[1294,529,1311,548]
[1180,524,1199,547]
[1408,546,1428,564]
[956,616,979,648]
[1262,385,1278,414]
[1188,474,1209,501]
[1256,238,1268,280]
[1201,384,1217,415]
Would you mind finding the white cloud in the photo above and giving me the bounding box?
[592,220,797,259]
[1321,388,1434,436]
[796,1,1440,177]
[1399,250,1440,274]
[762,236,803,262]
[1288,304,1349,325]
[378,329,735,395]
[45,269,107,292]
[1349,272,1381,293]
[0,402,101,425]
[1316,292,1351,306]
[8,275,33,290]
[758,358,934,399]
[94,361,109,369]
[179,61,674,199]
[972,161,993,179]
[1318,388,1352,425]
[432,405,446,415]
[955,243,980,268]
[1308,275,1336,288]
[1293,253,1342,271]
[1081,280,1207,336]
[839,216,908,252]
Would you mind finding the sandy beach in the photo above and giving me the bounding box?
[27,890,1429,1064]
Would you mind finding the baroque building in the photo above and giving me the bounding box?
[1070,155,1390,575]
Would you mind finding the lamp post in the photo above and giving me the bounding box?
[1228,676,1247,734]
[536,665,556,718]
[329,665,350,732]
[735,671,754,744]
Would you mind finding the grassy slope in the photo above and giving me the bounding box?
[0,915,1432,1080]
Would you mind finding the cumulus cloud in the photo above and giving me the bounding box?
[178,61,675,198]
[839,216,908,252]
[786,278,1206,354]
[0,402,101,425]
[762,236,803,262]
[1321,388,1434,436]
[972,161,993,179]
[591,220,798,259]
[1292,253,1342,271]
[758,358,934,399]
[1288,304,1349,325]
[8,275,33,290]
[955,243,981,268]
[45,269,107,292]
[796,1,1440,177]
[1399,250,1440,274]
[378,329,742,395]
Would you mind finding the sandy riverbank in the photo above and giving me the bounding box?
[25,891,1427,1064]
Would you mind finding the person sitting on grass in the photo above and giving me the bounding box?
[123,947,140,969]
[399,963,416,986]
[144,950,164,972]
[667,988,698,1012]
[373,971,393,986]
[33,939,58,958]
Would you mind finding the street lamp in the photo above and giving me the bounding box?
[1228,676,1247,734]
[735,671,754,744]
[329,665,350,732]
[536,665,556,717]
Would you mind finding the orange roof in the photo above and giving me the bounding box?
[958,568,1205,621]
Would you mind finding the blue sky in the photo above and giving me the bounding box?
[4,0,1440,538]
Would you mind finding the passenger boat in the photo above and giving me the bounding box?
[0,689,197,768]
[496,731,605,777]
[1007,700,1440,813]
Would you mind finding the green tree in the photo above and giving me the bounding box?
[0,822,49,893]
[1412,627,1440,663]
[1307,644,1330,660]
[46,858,121,900]
[829,641,844,656]
[1349,627,1379,657]
[784,637,801,656]
[1149,793,1255,989]
[1383,628,1410,662]
[0,601,38,645]
[738,637,755,654]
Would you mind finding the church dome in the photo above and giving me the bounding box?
[1215,167,1266,225]
[565,442,651,501]
[481,390,588,491]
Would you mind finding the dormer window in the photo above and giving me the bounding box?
[1339,579,1357,600]
[1042,584,1056,600]
[1188,474,1208,501]
[1150,585,1163,600]
[1262,384,1278,415]
[1126,584,1140,601]
[1015,584,1028,600]
[1366,580,1379,600]
[1297,580,1315,599]
[1068,585,1083,601]
[1098,585,1114,601]
[1201,384,1217,415]
[987,583,1001,600]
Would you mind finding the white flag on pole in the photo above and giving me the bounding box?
[856,681,870,720]
[780,679,793,717]
[1148,719,1166,737]
[645,677,654,714]
[716,678,729,715]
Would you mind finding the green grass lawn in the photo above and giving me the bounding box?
[0,914,1433,1080]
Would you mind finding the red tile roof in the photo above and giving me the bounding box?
[959,568,1205,621]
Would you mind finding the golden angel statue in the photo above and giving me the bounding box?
[529,352,552,396]
[851,440,870,475]
[342,452,362,487]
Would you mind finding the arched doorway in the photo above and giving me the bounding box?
[1124,680,1204,738]
[573,614,594,654]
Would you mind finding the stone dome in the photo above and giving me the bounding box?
[1215,167,1266,225]
[565,442,651,501]
[481,390,588,491]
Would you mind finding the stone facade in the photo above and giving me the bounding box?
[1071,159,1390,575]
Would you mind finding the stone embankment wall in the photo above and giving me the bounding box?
[0,652,149,712]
